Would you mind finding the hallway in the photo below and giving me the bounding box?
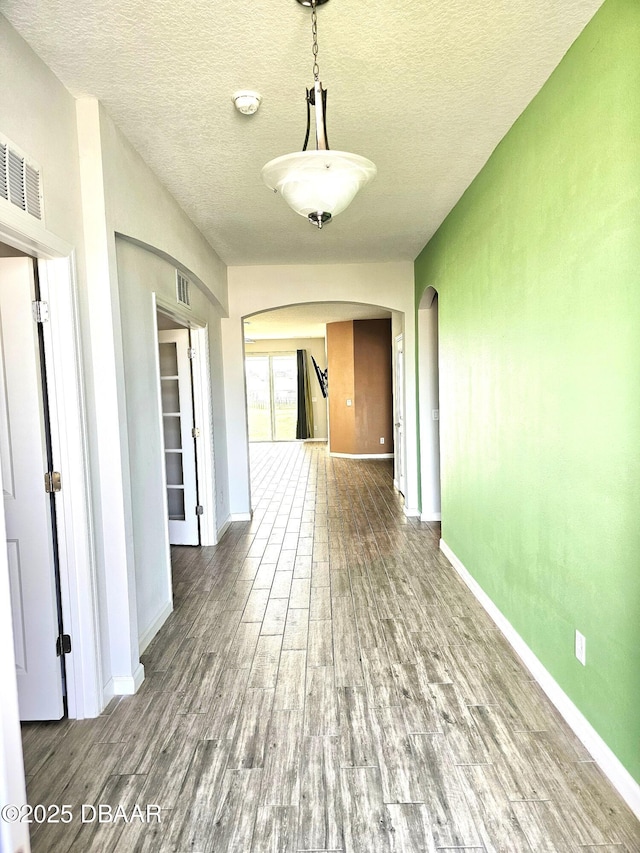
[21,442,639,852]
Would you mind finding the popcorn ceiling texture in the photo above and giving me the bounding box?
[2,0,604,265]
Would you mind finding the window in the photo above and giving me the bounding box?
[246,353,297,441]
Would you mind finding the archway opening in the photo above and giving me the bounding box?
[418,286,441,521]
[242,300,402,506]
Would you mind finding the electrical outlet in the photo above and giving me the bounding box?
[346,399,352,406]
[575,630,586,666]
[432,409,439,420]
[380,437,385,445]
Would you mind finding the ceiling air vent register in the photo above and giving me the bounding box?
[176,271,191,309]
[0,133,44,222]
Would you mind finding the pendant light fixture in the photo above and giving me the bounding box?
[262,0,376,228]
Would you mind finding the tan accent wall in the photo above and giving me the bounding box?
[327,319,393,455]
[326,321,356,454]
[354,319,394,454]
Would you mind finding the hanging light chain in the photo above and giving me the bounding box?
[311,0,320,80]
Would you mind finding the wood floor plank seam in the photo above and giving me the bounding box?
[20,442,640,853]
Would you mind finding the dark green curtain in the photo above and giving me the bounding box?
[296,350,314,439]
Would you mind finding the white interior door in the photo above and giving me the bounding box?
[0,257,64,720]
[394,334,406,496]
[158,329,199,545]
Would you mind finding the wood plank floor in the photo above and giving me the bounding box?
[22,441,640,852]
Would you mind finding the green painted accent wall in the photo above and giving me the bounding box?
[415,0,640,783]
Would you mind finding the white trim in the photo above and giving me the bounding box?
[0,212,102,721]
[155,295,218,547]
[138,601,173,655]
[402,506,421,517]
[154,293,200,331]
[393,331,407,497]
[105,663,145,698]
[117,233,226,312]
[439,539,640,821]
[38,256,102,719]
[190,326,217,546]
[149,300,174,630]
[217,512,252,540]
[217,517,232,540]
[0,203,71,259]
[329,452,394,459]
[421,511,441,522]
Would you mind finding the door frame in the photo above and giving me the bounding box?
[154,294,217,547]
[0,211,102,720]
[393,333,406,496]
[157,328,200,546]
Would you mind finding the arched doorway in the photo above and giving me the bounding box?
[241,301,401,505]
[221,262,419,519]
[418,286,441,520]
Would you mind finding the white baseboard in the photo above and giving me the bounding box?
[103,662,146,700]
[138,601,173,655]
[403,506,420,518]
[217,516,232,540]
[440,539,640,820]
[217,511,252,540]
[329,452,394,459]
[230,512,252,521]
[421,511,441,521]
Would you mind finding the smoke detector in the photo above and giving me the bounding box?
[233,91,262,115]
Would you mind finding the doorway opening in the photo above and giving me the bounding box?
[394,333,406,496]
[156,311,201,547]
[418,286,441,521]
[241,302,406,516]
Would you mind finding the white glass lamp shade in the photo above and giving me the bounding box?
[262,149,376,220]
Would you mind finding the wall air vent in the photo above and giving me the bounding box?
[0,143,7,203]
[0,133,44,223]
[176,271,192,309]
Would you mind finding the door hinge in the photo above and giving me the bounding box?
[44,471,62,493]
[56,634,72,656]
[187,347,196,360]
[196,505,204,516]
[32,300,50,323]
[192,427,200,438]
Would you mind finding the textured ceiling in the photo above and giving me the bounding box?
[1,0,604,266]
[245,301,391,339]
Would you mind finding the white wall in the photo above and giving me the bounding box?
[0,14,231,711]
[0,16,83,840]
[116,239,228,645]
[0,17,112,712]
[98,104,228,313]
[0,18,85,247]
[245,337,328,440]
[223,262,418,515]
[77,101,230,673]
